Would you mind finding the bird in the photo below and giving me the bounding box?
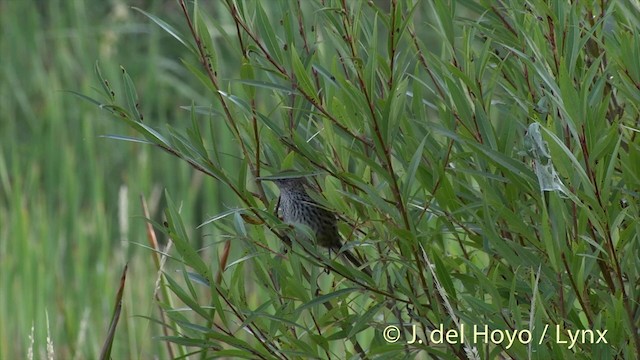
[272,175,371,276]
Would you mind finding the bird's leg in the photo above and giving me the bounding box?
[275,195,283,220]
[322,247,336,275]
[272,195,295,252]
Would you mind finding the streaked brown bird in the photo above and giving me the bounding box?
[273,176,370,276]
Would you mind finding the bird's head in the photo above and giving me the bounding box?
[273,176,308,193]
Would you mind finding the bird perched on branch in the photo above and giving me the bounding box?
[270,174,371,276]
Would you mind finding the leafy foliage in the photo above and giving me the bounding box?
[82,0,639,358]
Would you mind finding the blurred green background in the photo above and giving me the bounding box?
[3,0,639,358]
[0,0,227,358]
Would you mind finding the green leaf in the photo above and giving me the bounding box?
[94,61,115,101]
[181,58,218,94]
[133,7,194,52]
[290,48,317,103]
[163,272,209,320]
[164,190,212,285]
[98,134,153,145]
[120,66,142,121]
[194,7,217,70]
[297,288,358,312]
[347,302,384,338]
[402,136,427,200]
[231,79,294,95]
[255,3,283,64]
[239,58,256,98]
[66,90,103,107]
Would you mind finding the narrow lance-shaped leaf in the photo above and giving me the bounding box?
[121,66,142,121]
[290,48,318,104]
[133,7,195,53]
[164,190,212,285]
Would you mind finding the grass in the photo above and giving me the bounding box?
[0,1,220,358]
[2,0,639,359]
